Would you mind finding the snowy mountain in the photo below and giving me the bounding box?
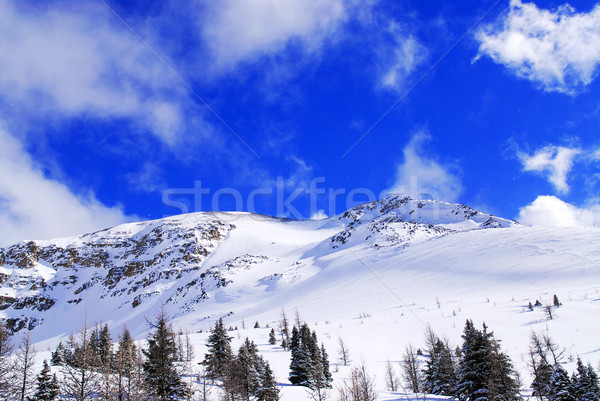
[1,195,599,397]
[0,196,512,338]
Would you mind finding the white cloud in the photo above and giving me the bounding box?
[310,210,328,220]
[0,1,188,144]
[0,126,133,246]
[518,195,600,226]
[386,132,462,202]
[379,26,428,91]
[201,0,347,70]
[476,0,600,94]
[517,145,581,193]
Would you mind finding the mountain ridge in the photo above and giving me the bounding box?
[0,196,515,339]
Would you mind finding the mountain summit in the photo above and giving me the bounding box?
[0,196,515,339]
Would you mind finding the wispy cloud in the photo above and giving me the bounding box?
[518,195,600,227]
[386,131,462,202]
[0,125,133,245]
[0,1,195,145]
[476,0,600,94]
[378,23,428,91]
[200,0,347,71]
[517,145,581,193]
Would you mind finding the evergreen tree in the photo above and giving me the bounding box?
[531,356,553,399]
[33,360,60,401]
[456,320,490,401]
[289,323,330,389]
[320,343,332,387]
[456,320,520,401]
[553,295,561,307]
[143,310,188,400]
[268,329,277,345]
[50,342,66,366]
[289,328,311,386]
[423,338,457,396]
[98,324,112,366]
[203,318,233,379]
[548,364,575,401]
[229,338,262,401]
[486,337,521,400]
[572,358,600,401]
[257,362,279,401]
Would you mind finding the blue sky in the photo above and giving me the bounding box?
[1,0,600,244]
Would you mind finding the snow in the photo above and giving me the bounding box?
[1,196,599,399]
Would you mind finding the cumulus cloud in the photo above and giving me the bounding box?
[0,126,133,246]
[201,0,347,70]
[476,0,600,94]
[517,145,581,193]
[310,210,328,220]
[518,195,600,226]
[0,1,189,144]
[386,132,462,202]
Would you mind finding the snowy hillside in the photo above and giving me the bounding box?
[1,195,599,398]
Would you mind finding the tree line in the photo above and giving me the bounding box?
[0,310,196,400]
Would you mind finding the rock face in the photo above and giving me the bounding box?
[0,197,514,336]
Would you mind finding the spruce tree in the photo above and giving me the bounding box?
[456,320,490,401]
[33,360,60,401]
[268,329,277,345]
[548,364,575,401]
[257,362,279,401]
[203,318,233,380]
[572,358,600,401]
[98,324,112,366]
[424,338,457,396]
[456,320,520,401]
[320,343,332,387]
[486,336,521,400]
[143,310,188,400]
[50,342,66,366]
[289,323,331,390]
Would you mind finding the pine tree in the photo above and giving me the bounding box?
[203,318,233,379]
[33,360,60,401]
[548,364,575,401]
[268,329,277,345]
[143,310,188,400]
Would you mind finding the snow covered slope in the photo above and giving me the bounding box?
[1,195,599,396]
